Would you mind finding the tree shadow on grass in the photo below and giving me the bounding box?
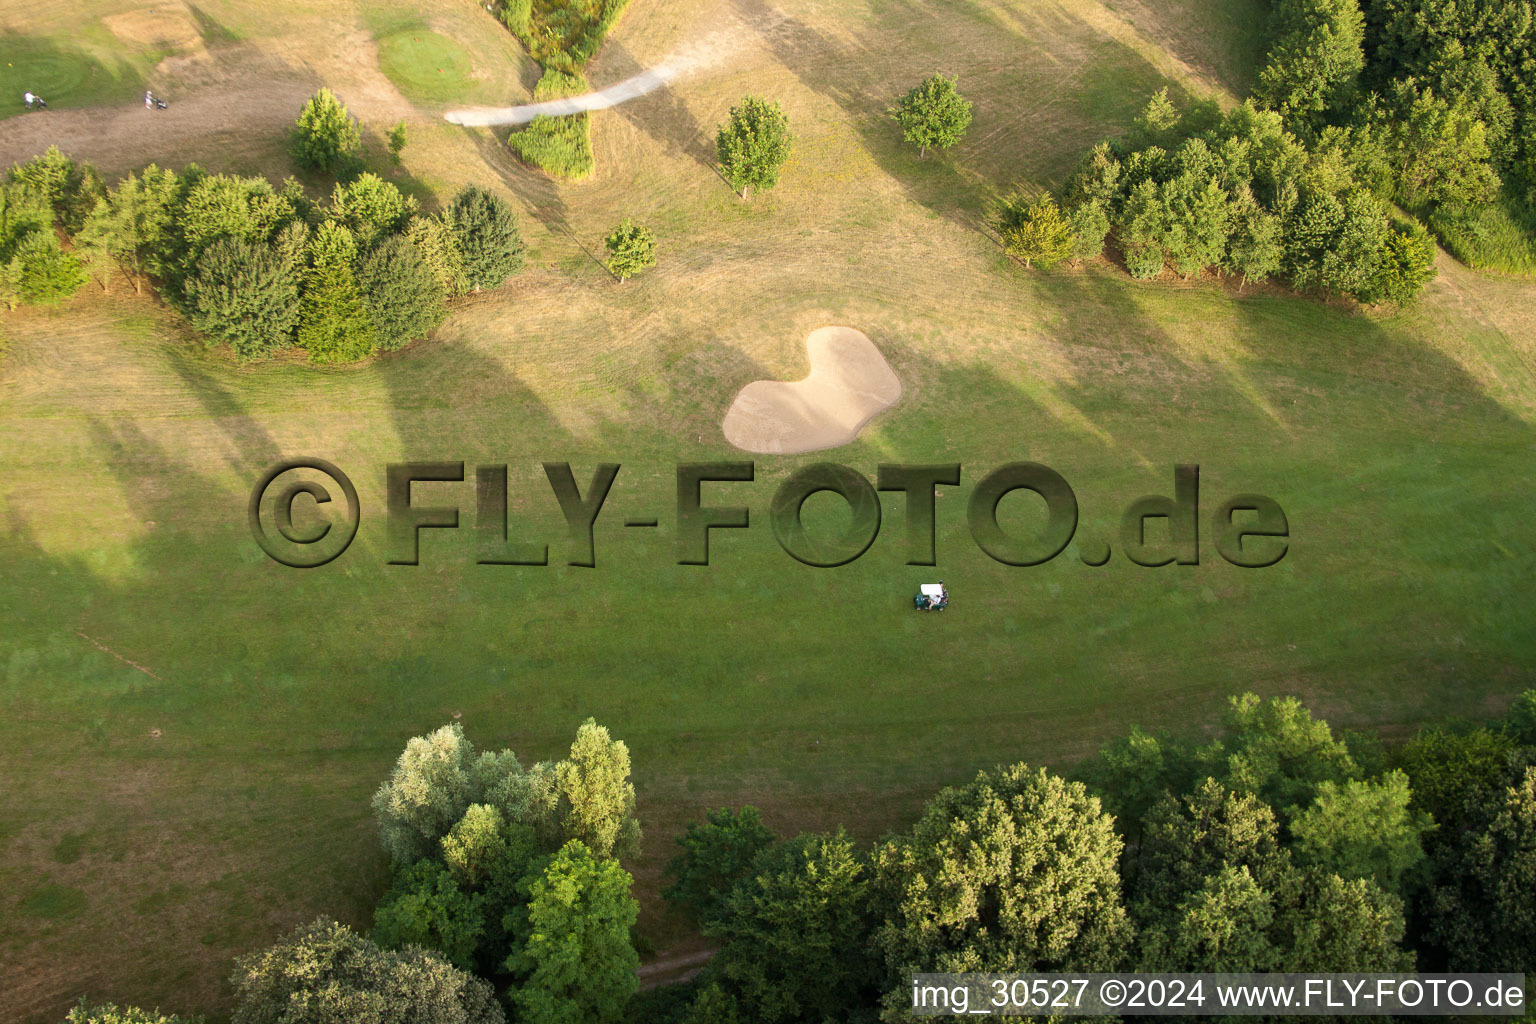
[721,0,1199,235]
[592,40,718,172]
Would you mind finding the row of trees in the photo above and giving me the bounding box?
[2,88,529,362]
[1,145,526,361]
[657,690,1536,1023]
[976,0,1536,297]
[1004,93,1439,303]
[63,690,1535,1023]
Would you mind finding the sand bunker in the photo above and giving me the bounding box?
[722,327,902,454]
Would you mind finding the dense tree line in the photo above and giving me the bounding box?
[369,719,642,1022]
[1024,0,1536,293]
[1048,93,1438,302]
[659,690,1535,1023]
[2,142,526,363]
[66,691,1535,1023]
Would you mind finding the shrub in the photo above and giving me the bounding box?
[231,918,503,1024]
[602,219,657,282]
[1,230,87,308]
[291,88,361,175]
[1427,196,1536,275]
[182,237,300,359]
[501,0,532,38]
[448,185,526,290]
[716,97,793,199]
[63,1002,197,1024]
[358,234,446,351]
[890,75,973,157]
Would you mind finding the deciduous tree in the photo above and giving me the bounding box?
[506,840,638,1024]
[664,806,776,924]
[716,97,793,199]
[704,831,879,1024]
[231,918,503,1024]
[890,75,973,157]
[602,218,657,282]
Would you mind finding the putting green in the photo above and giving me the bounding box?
[377,29,477,105]
[0,36,148,111]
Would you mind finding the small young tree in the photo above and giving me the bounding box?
[406,214,469,298]
[358,235,446,351]
[1224,187,1282,287]
[291,88,362,175]
[447,185,526,290]
[296,220,377,364]
[997,192,1075,269]
[1066,199,1111,262]
[1360,222,1436,305]
[890,75,973,158]
[716,96,793,199]
[506,840,639,1024]
[602,218,656,282]
[388,121,409,165]
[183,237,300,359]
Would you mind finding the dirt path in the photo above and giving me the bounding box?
[636,948,716,990]
[445,18,752,126]
[0,25,426,178]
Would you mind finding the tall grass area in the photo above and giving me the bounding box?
[1428,194,1536,277]
[500,0,634,71]
[506,69,594,179]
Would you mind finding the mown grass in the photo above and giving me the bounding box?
[1,0,1535,1019]
[0,31,157,111]
[376,30,477,105]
